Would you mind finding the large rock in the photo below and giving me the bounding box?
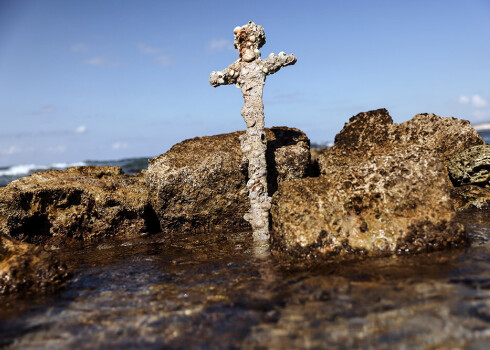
[0,234,68,294]
[271,109,480,259]
[448,145,490,188]
[318,109,484,171]
[146,127,310,233]
[0,166,159,245]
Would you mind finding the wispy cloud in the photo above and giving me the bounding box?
[75,125,87,134]
[1,145,22,155]
[458,94,487,108]
[112,142,128,150]
[71,43,88,53]
[47,145,66,153]
[34,104,58,115]
[156,55,172,66]
[207,39,234,52]
[137,43,161,55]
[84,56,120,67]
[137,43,172,66]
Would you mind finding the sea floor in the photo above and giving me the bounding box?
[1,210,489,349]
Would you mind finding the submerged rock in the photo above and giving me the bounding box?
[271,109,480,259]
[0,234,68,295]
[448,145,490,188]
[0,166,159,245]
[147,127,310,233]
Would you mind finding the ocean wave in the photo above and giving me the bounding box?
[0,162,87,176]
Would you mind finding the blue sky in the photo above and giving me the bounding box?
[0,0,489,166]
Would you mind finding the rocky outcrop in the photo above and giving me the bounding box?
[318,109,484,172]
[448,145,490,188]
[271,109,481,260]
[0,234,68,294]
[451,186,490,210]
[0,166,159,246]
[146,127,310,233]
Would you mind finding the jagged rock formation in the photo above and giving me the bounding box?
[271,109,483,260]
[448,145,490,187]
[0,166,159,246]
[146,127,310,234]
[0,234,68,295]
[209,21,297,241]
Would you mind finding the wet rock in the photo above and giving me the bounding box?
[451,185,490,210]
[271,146,466,259]
[0,166,158,245]
[146,127,310,233]
[448,145,490,188]
[271,109,477,260]
[0,234,68,295]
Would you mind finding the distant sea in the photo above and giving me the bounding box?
[0,157,149,187]
[1,131,489,188]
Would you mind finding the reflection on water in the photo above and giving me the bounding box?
[1,210,489,349]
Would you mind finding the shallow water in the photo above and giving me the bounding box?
[1,210,489,349]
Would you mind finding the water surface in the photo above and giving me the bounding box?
[1,210,489,349]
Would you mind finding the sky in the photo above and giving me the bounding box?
[0,0,489,166]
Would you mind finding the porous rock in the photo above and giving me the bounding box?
[451,185,490,211]
[448,145,490,188]
[318,109,484,171]
[271,109,479,259]
[271,146,466,259]
[146,127,310,233]
[0,234,68,294]
[0,166,159,245]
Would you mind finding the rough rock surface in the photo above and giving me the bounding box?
[318,109,484,172]
[448,145,490,188]
[271,146,466,259]
[0,234,68,294]
[451,185,490,211]
[271,109,479,259]
[146,127,310,233]
[0,166,158,245]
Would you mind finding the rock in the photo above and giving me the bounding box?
[0,234,68,295]
[318,109,484,171]
[451,185,490,210]
[0,166,159,245]
[448,145,490,187]
[271,109,478,260]
[146,127,310,233]
[271,146,466,259]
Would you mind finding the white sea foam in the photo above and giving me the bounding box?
[0,162,87,176]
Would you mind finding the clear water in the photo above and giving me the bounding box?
[1,210,489,349]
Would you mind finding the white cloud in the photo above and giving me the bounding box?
[71,43,88,53]
[156,55,171,66]
[84,56,120,67]
[138,43,161,55]
[112,142,128,150]
[471,94,487,108]
[458,94,487,108]
[207,39,233,52]
[75,125,87,134]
